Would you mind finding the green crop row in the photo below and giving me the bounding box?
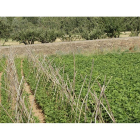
[50,53,140,123]
[0,56,6,72]
[0,71,13,123]
[23,56,116,123]
[14,58,22,82]
[14,58,39,123]
[0,58,12,123]
[23,58,76,123]
[0,58,21,123]
[22,52,140,123]
[0,58,40,123]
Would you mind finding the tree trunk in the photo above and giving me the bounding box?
[2,40,6,46]
[31,39,34,44]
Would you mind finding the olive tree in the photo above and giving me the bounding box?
[0,17,11,45]
[102,17,123,38]
[129,17,140,36]
[11,18,38,45]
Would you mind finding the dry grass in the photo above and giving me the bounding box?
[0,35,84,46]
[120,31,140,38]
[1,32,140,47]
[0,39,44,46]
[0,36,140,57]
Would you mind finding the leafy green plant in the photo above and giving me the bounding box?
[50,53,140,123]
[15,58,22,81]
[0,72,13,123]
[0,57,6,72]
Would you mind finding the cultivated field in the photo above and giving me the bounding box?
[0,37,140,123]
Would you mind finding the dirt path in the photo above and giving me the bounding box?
[21,60,45,123]
[0,72,2,104]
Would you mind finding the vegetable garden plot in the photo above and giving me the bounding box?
[0,53,38,123]
[50,53,140,123]
[22,48,116,123]
[1,49,140,123]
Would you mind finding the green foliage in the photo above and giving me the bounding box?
[0,57,40,123]
[11,18,38,45]
[0,17,11,45]
[50,53,140,123]
[36,28,58,43]
[81,27,104,40]
[1,17,140,45]
[129,31,139,37]
[0,57,10,123]
[0,72,13,123]
[0,56,6,72]
[22,17,40,25]
[129,17,140,36]
[16,52,140,123]
[14,58,40,123]
[23,58,74,123]
[11,18,63,44]
[14,58,22,81]
[102,17,123,38]
[122,17,140,36]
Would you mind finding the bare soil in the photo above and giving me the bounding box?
[21,60,45,123]
[24,82,45,123]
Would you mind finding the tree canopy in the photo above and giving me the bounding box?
[0,17,140,45]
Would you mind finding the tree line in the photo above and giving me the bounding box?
[0,17,140,45]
